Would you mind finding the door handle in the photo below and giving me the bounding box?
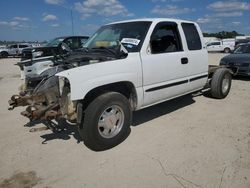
[181,57,188,64]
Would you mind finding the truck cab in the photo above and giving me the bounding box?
[58,18,208,110]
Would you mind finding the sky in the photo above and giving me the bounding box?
[0,0,250,41]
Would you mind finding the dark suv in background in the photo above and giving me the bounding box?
[235,39,250,48]
[21,36,89,61]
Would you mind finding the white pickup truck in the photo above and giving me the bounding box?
[56,18,232,150]
[206,40,235,53]
[0,43,31,58]
[9,18,232,151]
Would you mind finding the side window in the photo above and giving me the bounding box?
[64,38,79,49]
[10,45,17,49]
[150,22,182,54]
[80,37,88,47]
[19,45,28,48]
[182,23,202,50]
[214,42,221,46]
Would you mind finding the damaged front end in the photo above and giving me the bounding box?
[8,44,128,123]
[9,76,62,121]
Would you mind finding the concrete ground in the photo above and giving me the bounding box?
[0,54,249,188]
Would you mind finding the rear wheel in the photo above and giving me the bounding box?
[210,68,232,99]
[79,92,132,151]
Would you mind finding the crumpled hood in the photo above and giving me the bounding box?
[62,48,127,65]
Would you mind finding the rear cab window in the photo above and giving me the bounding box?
[181,23,202,51]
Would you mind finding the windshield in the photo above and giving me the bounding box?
[234,45,250,54]
[84,21,152,52]
[46,37,65,47]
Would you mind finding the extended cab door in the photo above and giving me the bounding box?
[181,23,208,92]
[140,22,191,107]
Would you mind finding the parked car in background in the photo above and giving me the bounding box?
[220,43,250,76]
[206,39,235,53]
[21,36,89,61]
[235,38,250,48]
[18,36,89,79]
[0,43,31,58]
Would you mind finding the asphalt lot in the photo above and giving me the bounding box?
[0,54,249,188]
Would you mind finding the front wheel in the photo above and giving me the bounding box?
[210,68,232,99]
[79,92,132,151]
[224,48,230,53]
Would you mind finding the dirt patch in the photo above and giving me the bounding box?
[0,77,3,81]
[11,74,20,78]
[0,171,41,188]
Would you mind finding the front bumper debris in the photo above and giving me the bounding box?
[8,93,62,121]
[8,94,45,110]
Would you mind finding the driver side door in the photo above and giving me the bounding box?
[141,22,190,107]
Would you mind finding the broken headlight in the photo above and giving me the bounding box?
[58,77,65,96]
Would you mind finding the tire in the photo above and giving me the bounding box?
[0,51,8,58]
[224,48,230,53]
[210,68,232,99]
[79,92,132,151]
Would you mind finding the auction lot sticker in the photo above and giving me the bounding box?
[121,38,140,46]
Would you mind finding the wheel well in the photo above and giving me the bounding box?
[208,67,234,84]
[0,51,8,55]
[82,82,137,111]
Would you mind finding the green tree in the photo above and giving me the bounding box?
[203,31,244,39]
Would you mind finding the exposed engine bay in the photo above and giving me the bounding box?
[8,44,128,123]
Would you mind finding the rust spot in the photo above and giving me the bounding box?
[0,171,41,188]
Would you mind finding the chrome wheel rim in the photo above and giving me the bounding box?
[222,74,230,94]
[98,105,124,139]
